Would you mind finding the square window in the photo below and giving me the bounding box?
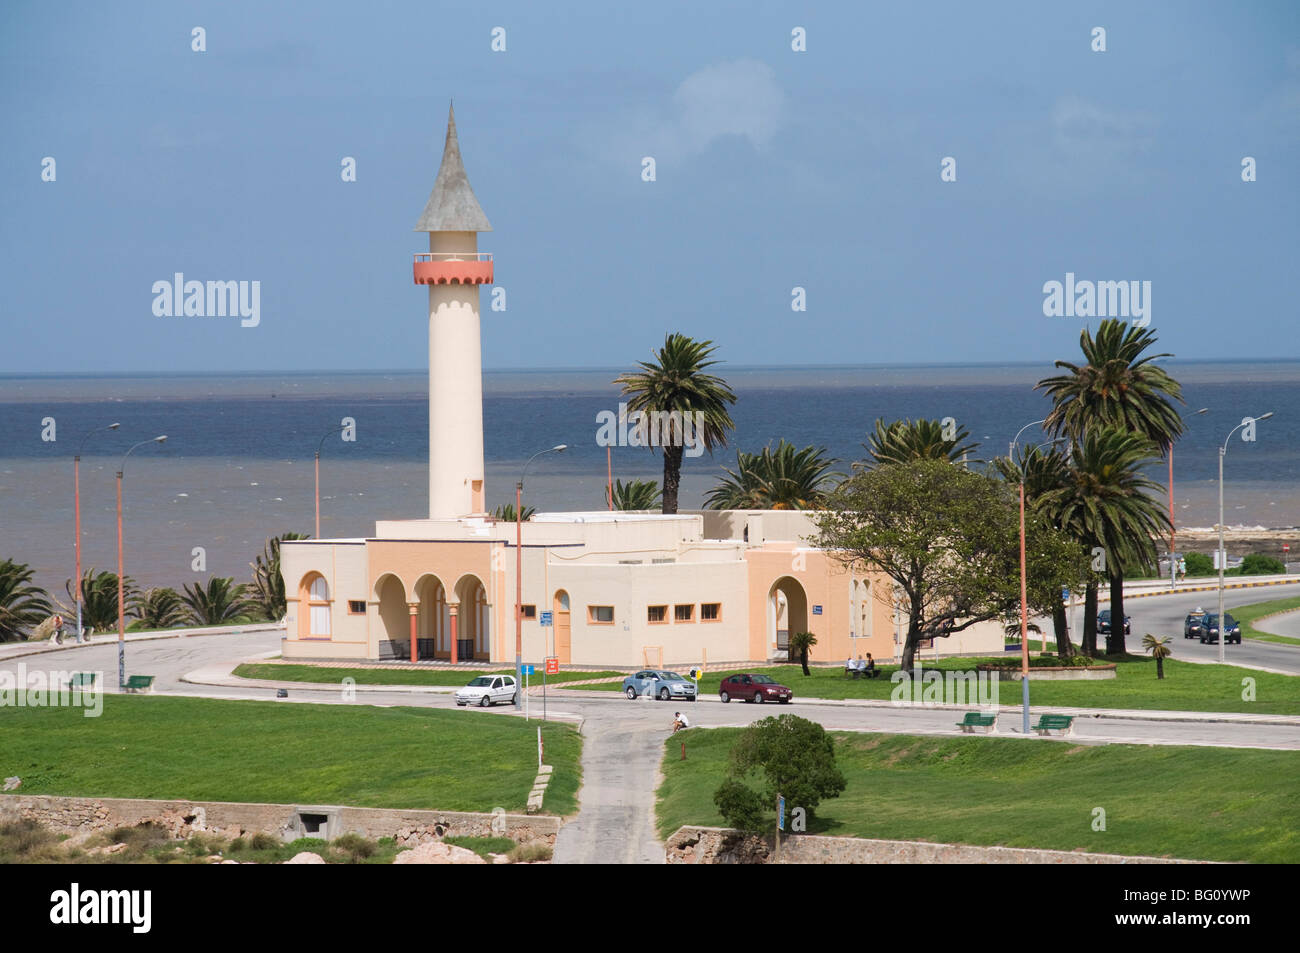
[701,603,721,622]
[521,604,537,620]
[674,604,694,623]
[347,600,366,615]
[647,605,667,623]
[589,605,614,624]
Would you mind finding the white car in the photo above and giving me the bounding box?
[455,674,518,707]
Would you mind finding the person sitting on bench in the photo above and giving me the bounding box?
[862,653,880,678]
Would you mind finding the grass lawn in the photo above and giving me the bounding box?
[0,695,580,815]
[1228,596,1300,646]
[656,729,1300,863]
[232,663,625,687]
[615,657,1300,714]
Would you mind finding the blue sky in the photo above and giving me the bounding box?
[2,0,1297,373]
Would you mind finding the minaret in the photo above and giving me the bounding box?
[413,104,494,518]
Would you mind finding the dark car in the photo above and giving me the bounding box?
[1097,610,1131,636]
[719,673,792,705]
[1199,613,1241,645]
[1183,611,1206,639]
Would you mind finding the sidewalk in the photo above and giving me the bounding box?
[0,621,284,662]
[1099,573,1300,603]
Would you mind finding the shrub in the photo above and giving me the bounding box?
[249,832,280,851]
[1184,552,1214,575]
[713,778,768,834]
[507,841,552,863]
[1239,553,1285,575]
[331,832,376,861]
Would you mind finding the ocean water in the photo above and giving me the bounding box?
[1,361,1297,598]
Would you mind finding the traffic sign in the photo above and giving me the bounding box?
[540,611,553,626]
[545,657,559,675]
[777,795,786,831]
[521,665,534,676]
[812,605,823,615]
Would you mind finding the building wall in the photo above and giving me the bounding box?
[282,541,368,660]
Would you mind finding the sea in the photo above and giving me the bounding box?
[2,361,1298,599]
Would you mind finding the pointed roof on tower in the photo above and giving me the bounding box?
[414,103,492,232]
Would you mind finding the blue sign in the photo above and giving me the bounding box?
[812,605,823,615]
[521,665,534,676]
[539,611,553,627]
[777,795,785,831]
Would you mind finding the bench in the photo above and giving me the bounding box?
[1032,714,1075,736]
[124,675,155,694]
[68,672,97,690]
[956,711,997,733]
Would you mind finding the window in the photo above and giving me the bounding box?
[674,604,694,623]
[647,605,667,624]
[701,603,721,622]
[521,604,537,620]
[589,605,614,624]
[308,575,330,636]
[348,600,366,615]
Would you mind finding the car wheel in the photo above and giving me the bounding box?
[510,693,517,704]
[456,701,465,707]
[720,691,730,703]
[754,693,764,704]
[479,695,491,708]
[779,698,790,704]
[626,686,637,700]
[659,687,670,701]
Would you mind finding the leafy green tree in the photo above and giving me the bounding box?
[863,418,979,468]
[614,333,737,514]
[64,568,138,634]
[605,478,661,511]
[248,532,310,622]
[713,715,846,834]
[1184,552,1213,575]
[129,587,189,631]
[0,559,53,642]
[1143,633,1172,680]
[181,576,254,626]
[492,503,536,523]
[787,630,817,676]
[704,441,839,510]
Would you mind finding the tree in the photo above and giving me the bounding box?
[1239,553,1285,575]
[712,715,846,834]
[605,478,661,511]
[787,630,817,676]
[181,576,254,626]
[64,568,137,634]
[248,532,310,622]
[862,418,979,468]
[1038,319,1185,654]
[130,587,189,631]
[614,333,737,514]
[492,503,535,522]
[0,559,53,642]
[812,459,1034,673]
[704,441,839,510]
[1142,633,1172,679]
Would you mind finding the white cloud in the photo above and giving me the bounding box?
[1051,96,1156,157]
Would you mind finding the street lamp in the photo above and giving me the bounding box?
[1217,413,1273,664]
[314,424,347,538]
[74,423,120,642]
[516,445,566,709]
[1168,408,1210,587]
[117,436,167,689]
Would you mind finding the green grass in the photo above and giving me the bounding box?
[232,663,624,687]
[656,729,1300,863]
[614,657,1299,714]
[0,695,580,814]
[443,835,516,859]
[1226,596,1300,645]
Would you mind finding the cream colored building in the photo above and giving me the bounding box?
[280,107,1003,670]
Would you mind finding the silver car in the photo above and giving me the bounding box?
[622,670,696,701]
[455,674,518,707]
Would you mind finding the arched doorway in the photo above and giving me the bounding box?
[553,589,571,664]
[414,574,448,660]
[454,575,490,661]
[297,572,332,640]
[768,576,808,660]
[374,573,409,660]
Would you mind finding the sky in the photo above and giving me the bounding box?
[2,0,1297,373]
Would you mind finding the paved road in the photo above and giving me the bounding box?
[1256,609,1300,639]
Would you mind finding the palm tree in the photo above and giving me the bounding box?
[704,441,839,510]
[130,587,189,631]
[605,478,661,511]
[788,630,817,677]
[0,559,54,642]
[1042,428,1170,655]
[492,503,536,522]
[614,333,737,514]
[64,568,137,635]
[248,532,309,622]
[181,576,254,626]
[1038,319,1185,652]
[1142,633,1172,679]
[863,418,979,468]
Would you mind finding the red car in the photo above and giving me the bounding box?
[719,673,793,704]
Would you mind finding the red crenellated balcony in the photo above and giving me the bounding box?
[413,252,494,285]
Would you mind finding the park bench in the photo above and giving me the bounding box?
[1032,714,1075,736]
[68,672,97,690]
[124,675,155,694]
[956,711,997,733]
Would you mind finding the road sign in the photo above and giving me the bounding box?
[545,657,559,675]
[540,611,553,626]
[521,665,534,676]
[812,605,822,615]
[777,795,785,831]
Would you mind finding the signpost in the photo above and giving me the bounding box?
[543,657,558,721]
[522,664,534,720]
[776,794,785,863]
[540,611,553,627]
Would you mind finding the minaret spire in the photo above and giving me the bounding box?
[414,102,492,232]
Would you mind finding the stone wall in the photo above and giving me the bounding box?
[0,795,558,847]
[664,826,1209,864]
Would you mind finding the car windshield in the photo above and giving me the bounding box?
[1224,614,1236,626]
[751,675,777,684]
[1204,615,1219,624]
[466,677,493,687]
[661,672,686,681]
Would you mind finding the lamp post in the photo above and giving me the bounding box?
[74,423,120,641]
[314,424,347,538]
[1009,419,1047,735]
[1169,408,1209,587]
[516,445,566,709]
[116,436,167,689]
[1217,413,1273,664]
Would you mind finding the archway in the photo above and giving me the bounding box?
[374,573,409,660]
[298,572,331,640]
[553,589,571,664]
[414,574,448,661]
[454,574,490,661]
[768,576,808,660]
